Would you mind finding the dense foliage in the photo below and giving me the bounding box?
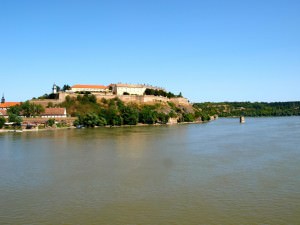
[0,117,6,128]
[35,93,59,100]
[193,102,300,117]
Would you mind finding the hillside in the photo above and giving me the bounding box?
[57,94,208,127]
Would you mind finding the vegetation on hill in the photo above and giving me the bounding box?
[32,84,71,100]
[58,94,208,127]
[144,88,182,98]
[193,102,300,117]
[34,93,59,100]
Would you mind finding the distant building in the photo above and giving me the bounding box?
[70,84,109,93]
[110,83,146,95]
[41,108,67,118]
[68,83,165,96]
[110,83,165,96]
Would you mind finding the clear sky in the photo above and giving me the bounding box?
[0,0,299,102]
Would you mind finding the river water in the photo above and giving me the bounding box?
[0,117,300,224]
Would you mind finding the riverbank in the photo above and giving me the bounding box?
[0,126,76,133]
[0,120,206,133]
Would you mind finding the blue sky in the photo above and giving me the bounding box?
[0,0,299,102]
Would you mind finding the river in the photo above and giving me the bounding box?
[1,117,300,224]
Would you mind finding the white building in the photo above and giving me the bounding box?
[70,84,109,93]
[111,83,147,96]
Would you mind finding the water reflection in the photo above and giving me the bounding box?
[1,118,300,224]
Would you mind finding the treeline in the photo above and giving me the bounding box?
[144,88,182,98]
[193,101,300,117]
[59,94,207,127]
[33,84,71,100]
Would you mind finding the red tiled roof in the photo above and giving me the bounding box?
[42,108,66,115]
[0,109,7,116]
[72,84,107,89]
[0,102,20,108]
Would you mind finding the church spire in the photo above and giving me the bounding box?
[52,83,57,94]
[1,93,5,104]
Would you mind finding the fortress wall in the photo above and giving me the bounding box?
[169,97,190,105]
[119,95,144,104]
[142,95,169,103]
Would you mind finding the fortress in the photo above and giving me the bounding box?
[67,83,165,96]
[32,83,190,107]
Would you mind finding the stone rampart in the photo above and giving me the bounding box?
[30,99,62,107]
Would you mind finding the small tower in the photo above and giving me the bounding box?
[1,93,5,104]
[52,83,57,94]
[240,116,245,124]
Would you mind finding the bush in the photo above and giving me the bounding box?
[139,106,158,124]
[79,113,104,127]
[47,119,55,127]
[8,114,23,125]
[201,114,211,121]
[121,106,139,125]
[157,113,170,124]
[183,113,195,122]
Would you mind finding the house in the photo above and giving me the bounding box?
[0,95,20,110]
[0,102,20,110]
[0,109,8,118]
[41,108,67,118]
[70,84,109,93]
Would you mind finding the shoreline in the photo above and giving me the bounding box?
[0,121,205,133]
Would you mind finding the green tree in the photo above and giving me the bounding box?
[8,113,23,125]
[7,105,21,115]
[62,84,71,91]
[106,106,123,126]
[183,113,195,122]
[139,106,157,124]
[47,119,55,127]
[75,113,101,127]
[121,105,139,125]
[157,112,170,124]
[0,116,6,128]
[21,101,45,117]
